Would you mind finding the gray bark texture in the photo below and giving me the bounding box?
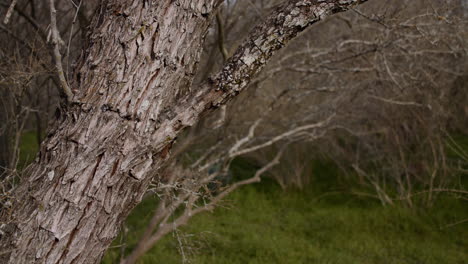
[0,0,368,263]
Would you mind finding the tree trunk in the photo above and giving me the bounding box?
[1,1,220,263]
[0,0,369,263]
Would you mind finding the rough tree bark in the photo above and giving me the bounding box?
[0,0,368,263]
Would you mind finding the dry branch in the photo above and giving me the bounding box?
[2,0,17,24]
[48,0,73,102]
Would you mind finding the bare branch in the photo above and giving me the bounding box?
[228,119,262,156]
[211,0,370,106]
[188,145,287,219]
[167,0,370,137]
[230,115,334,157]
[2,0,18,24]
[48,0,74,102]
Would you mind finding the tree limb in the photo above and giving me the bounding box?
[172,0,369,133]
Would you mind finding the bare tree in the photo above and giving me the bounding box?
[0,1,370,263]
[189,0,468,206]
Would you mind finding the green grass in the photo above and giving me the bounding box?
[103,164,468,264]
[17,131,39,169]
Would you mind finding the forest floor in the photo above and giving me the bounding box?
[102,158,468,264]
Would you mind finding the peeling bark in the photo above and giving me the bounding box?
[0,0,368,263]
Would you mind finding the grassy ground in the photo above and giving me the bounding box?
[103,161,468,264]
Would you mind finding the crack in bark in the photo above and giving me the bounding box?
[57,201,92,263]
[81,154,104,198]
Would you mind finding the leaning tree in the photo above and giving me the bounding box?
[0,0,370,263]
